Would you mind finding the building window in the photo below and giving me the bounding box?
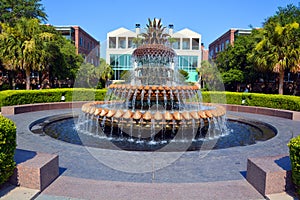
[182,38,190,50]
[177,56,198,71]
[109,37,116,48]
[215,46,218,53]
[118,37,126,49]
[225,39,230,48]
[110,54,132,80]
[128,37,134,48]
[192,38,199,50]
[79,37,83,46]
[221,43,225,51]
[209,50,214,58]
[171,38,180,49]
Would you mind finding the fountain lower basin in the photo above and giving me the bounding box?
[30,113,276,152]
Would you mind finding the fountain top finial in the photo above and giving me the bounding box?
[140,18,170,45]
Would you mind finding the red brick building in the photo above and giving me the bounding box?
[55,26,100,66]
[201,43,209,61]
[208,29,251,60]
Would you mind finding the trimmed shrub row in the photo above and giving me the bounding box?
[288,136,300,197]
[1,90,300,112]
[0,89,107,111]
[0,115,16,185]
[202,91,300,111]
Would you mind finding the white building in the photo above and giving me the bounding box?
[106,24,201,82]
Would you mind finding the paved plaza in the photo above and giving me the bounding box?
[2,108,300,199]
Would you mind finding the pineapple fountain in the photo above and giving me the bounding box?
[80,18,227,147]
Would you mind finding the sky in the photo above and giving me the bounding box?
[42,0,299,53]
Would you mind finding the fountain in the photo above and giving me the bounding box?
[80,18,227,145]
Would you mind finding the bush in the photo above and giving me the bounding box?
[1,89,300,112]
[288,136,300,197]
[0,115,16,184]
[0,89,107,111]
[201,91,300,111]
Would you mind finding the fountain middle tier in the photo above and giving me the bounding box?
[107,84,204,111]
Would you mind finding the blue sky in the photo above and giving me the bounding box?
[42,0,299,49]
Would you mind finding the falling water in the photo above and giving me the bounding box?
[141,89,145,111]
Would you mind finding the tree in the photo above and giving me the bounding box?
[249,21,300,94]
[248,4,300,95]
[96,58,113,88]
[132,37,142,48]
[48,35,83,82]
[264,4,300,26]
[215,33,260,91]
[221,69,244,91]
[75,59,113,89]
[197,61,223,91]
[0,0,47,25]
[178,69,189,80]
[0,18,54,90]
[75,63,98,88]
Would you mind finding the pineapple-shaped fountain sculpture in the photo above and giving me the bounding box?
[81,18,226,143]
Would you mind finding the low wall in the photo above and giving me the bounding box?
[1,101,87,116]
[1,102,300,121]
[221,104,300,121]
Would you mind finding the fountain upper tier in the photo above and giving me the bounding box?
[132,44,176,65]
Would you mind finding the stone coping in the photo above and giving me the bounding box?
[1,101,87,115]
[1,102,300,121]
[222,104,300,121]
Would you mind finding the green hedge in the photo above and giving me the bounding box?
[202,91,300,111]
[288,136,300,197]
[0,89,107,111]
[1,90,300,112]
[0,115,16,184]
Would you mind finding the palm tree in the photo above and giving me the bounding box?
[249,22,300,94]
[132,36,142,48]
[96,58,113,88]
[0,18,54,90]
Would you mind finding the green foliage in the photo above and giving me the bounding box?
[221,69,244,85]
[249,4,300,95]
[97,58,113,86]
[0,89,107,110]
[0,18,56,90]
[288,135,300,196]
[265,4,300,26]
[201,91,300,111]
[75,63,99,88]
[74,60,113,89]
[120,70,130,80]
[0,0,47,25]
[215,33,259,90]
[49,36,83,81]
[197,61,224,91]
[178,69,189,80]
[0,115,16,184]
